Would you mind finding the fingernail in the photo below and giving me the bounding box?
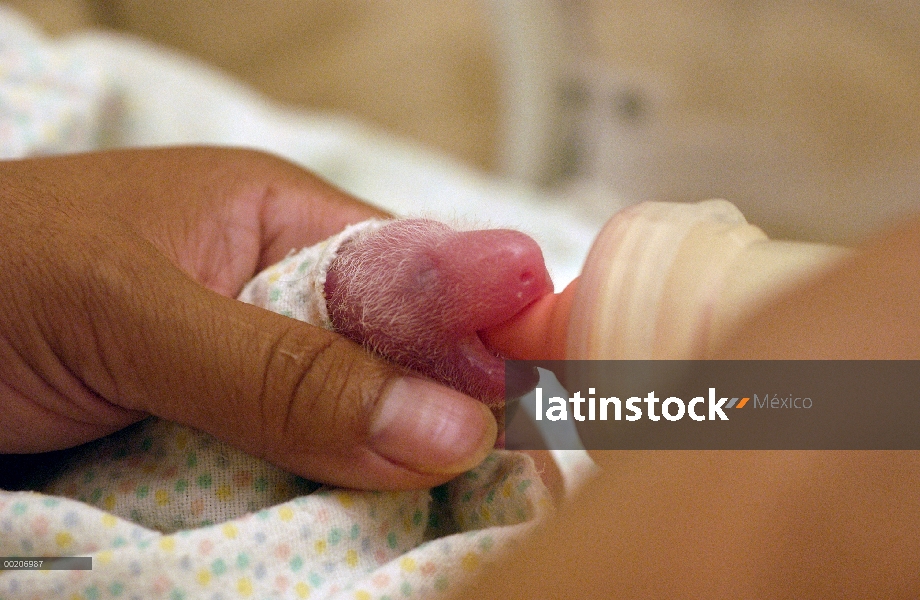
[371,377,497,475]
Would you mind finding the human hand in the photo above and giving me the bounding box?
[0,147,497,490]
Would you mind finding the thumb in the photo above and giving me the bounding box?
[60,238,497,490]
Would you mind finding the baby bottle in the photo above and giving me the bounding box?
[486,199,850,360]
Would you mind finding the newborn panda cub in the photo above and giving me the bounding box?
[325,219,552,428]
[41,218,553,532]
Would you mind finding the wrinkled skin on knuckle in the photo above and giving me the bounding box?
[256,323,397,458]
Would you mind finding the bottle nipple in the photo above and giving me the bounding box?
[481,279,578,361]
[486,200,850,361]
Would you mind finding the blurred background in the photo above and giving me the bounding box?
[9,0,920,243]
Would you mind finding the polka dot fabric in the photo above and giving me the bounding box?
[2,221,554,599]
[2,450,546,599]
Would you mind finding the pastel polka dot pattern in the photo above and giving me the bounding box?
[2,451,549,599]
[41,418,322,533]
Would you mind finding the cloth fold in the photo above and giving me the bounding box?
[2,448,547,599]
[237,218,388,329]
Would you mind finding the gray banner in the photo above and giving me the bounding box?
[504,361,920,450]
[0,557,92,570]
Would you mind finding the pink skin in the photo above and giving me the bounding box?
[480,279,577,362]
[324,219,554,428]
